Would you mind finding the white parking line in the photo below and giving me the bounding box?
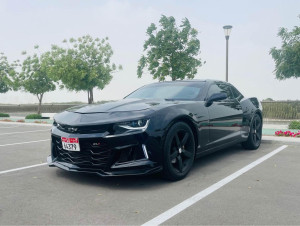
[0,163,47,175]
[142,145,288,226]
[0,129,50,136]
[0,139,50,147]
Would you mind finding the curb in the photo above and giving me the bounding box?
[262,135,300,143]
[0,121,52,127]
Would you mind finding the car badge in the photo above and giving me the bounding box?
[67,127,78,132]
[92,142,101,146]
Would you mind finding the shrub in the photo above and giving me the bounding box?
[34,120,47,124]
[0,119,12,122]
[0,113,10,117]
[25,114,43,119]
[17,119,25,123]
[289,121,300,130]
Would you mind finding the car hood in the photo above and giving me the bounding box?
[54,98,183,126]
[67,98,165,113]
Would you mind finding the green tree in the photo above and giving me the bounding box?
[19,46,56,114]
[263,98,274,102]
[0,52,17,93]
[270,16,300,80]
[138,15,203,81]
[50,35,122,104]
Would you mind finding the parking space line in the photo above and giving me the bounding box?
[0,129,50,136]
[0,163,47,175]
[0,139,50,147]
[142,145,288,226]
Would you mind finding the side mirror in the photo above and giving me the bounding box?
[205,92,227,107]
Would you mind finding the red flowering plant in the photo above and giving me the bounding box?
[275,130,284,136]
[275,130,300,137]
[294,131,300,138]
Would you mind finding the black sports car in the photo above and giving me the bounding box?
[47,80,263,180]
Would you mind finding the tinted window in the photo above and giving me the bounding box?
[125,82,205,100]
[207,84,222,99]
[207,82,234,100]
[230,85,244,101]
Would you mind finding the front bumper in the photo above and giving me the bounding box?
[48,126,163,177]
[47,155,162,176]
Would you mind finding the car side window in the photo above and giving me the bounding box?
[207,84,222,99]
[207,83,234,100]
[230,85,244,101]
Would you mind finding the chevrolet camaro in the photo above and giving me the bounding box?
[47,80,263,180]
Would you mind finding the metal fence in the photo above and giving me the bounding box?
[261,101,300,119]
[1,101,300,119]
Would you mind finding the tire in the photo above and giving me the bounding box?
[162,122,195,181]
[242,114,262,150]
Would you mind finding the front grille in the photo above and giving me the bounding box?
[56,123,111,134]
[52,136,112,169]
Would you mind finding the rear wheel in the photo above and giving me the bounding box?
[162,122,195,181]
[242,114,262,150]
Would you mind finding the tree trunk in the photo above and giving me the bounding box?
[88,88,94,104]
[171,64,176,81]
[37,93,43,115]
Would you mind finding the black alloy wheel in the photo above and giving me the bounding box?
[163,122,195,181]
[242,114,262,150]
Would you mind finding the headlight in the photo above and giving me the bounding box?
[108,119,150,137]
[117,119,149,130]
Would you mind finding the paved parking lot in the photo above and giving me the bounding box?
[0,122,300,225]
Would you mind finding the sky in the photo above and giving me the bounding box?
[0,0,299,104]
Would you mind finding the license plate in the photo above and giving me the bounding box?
[61,137,80,152]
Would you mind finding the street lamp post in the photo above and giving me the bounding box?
[223,25,233,82]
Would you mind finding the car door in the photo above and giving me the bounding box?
[206,82,243,148]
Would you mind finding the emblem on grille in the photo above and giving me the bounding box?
[92,142,101,146]
[67,127,78,132]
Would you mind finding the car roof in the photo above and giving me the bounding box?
[148,79,230,85]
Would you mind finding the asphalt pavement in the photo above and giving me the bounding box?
[0,122,299,225]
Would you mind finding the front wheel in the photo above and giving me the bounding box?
[162,122,195,181]
[242,114,262,150]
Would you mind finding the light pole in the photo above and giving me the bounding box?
[223,25,232,82]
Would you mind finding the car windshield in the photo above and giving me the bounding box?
[125,82,205,100]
